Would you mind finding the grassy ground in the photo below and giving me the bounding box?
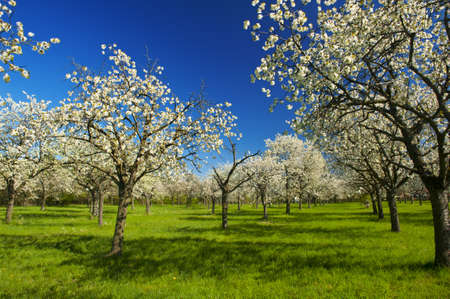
[0,201,448,298]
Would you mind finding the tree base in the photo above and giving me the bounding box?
[105,249,122,257]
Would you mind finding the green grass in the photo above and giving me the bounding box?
[0,201,448,298]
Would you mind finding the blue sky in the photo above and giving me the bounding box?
[0,0,307,168]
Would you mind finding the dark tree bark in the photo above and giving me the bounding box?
[131,197,135,210]
[89,193,94,216]
[386,190,400,232]
[299,198,302,210]
[93,194,99,217]
[237,195,241,211]
[307,198,311,208]
[426,182,449,267]
[260,190,268,220]
[5,179,15,224]
[221,193,228,229]
[285,168,290,214]
[285,199,290,215]
[370,193,378,215]
[108,184,132,256]
[98,190,104,227]
[211,196,215,214]
[376,189,384,220]
[89,190,96,219]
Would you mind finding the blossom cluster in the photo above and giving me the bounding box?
[0,0,59,82]
[58,45,238,187]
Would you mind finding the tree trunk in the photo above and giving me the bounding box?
[261,191,268,220]
[98,190,104,227]
[131,197,135,210]
[108,184,132,256]
[40,184,46,211]
[419,195,423,206]
[5,179,15,224]
[307,198,311,208]
[314,197,317,207]
[427,184,449,267]
[221,192,228,229]
[237,195,241,211]
[211,197,215,214]
[89,190,96,219]
[284,167,290,215]
[89,193,94,217]
[370,193,378,215]
[299,198,302,210]
[386,190,400,232]
[93,193,99,217]
[376,189,384,220]
[285,199,290,215]
[145,197,151,215]
[40,193,47,211]
[410,196,414,204]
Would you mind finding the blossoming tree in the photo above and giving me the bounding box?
[0,93,57,223]
[265,134,327,214]
[59,45,237,255]
[247,155,280,219]
[212,139,259,229]
[246,0,449,266]
[30,164,73,211]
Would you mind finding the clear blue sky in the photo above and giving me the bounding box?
[0,0,310,166]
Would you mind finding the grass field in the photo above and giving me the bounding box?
[0,201,448,298]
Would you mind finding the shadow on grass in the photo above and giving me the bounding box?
[11,207,118,222]
[0,204,438,293]
[182,208,433,228]
[67,235,437,282]
[175,222,386,240]
[0,234,99,254]
[181,216,221,222]
[14,213,87,219]
[0,228,434,287]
